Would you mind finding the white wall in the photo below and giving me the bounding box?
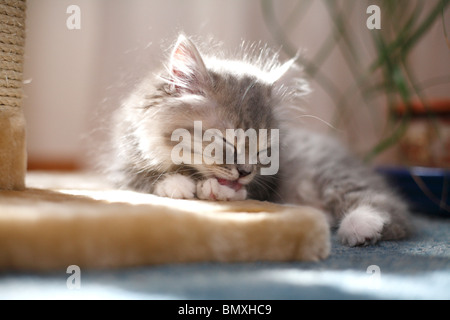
[24,0,103,165]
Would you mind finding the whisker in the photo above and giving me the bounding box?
[250,174,282,200]
[292,114,342,132]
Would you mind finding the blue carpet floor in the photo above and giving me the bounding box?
[1,213,448,300]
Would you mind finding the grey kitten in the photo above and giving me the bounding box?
[106,34,411,246]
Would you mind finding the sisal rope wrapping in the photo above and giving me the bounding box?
[0,0,26,110]
[0,0,26,190]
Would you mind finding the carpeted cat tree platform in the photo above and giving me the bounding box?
[0,0,330,271]
[0,172,330,271]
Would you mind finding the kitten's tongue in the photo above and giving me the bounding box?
[217,178,242,191]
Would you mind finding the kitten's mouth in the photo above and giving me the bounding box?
[217,178,243,191]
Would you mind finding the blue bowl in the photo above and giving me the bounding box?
[377,166,450,216]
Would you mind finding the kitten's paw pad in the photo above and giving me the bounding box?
[154,174,196,199]
[197,178,247,201]
[338,205,388,247]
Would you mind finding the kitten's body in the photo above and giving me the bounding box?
[106,35,411,246]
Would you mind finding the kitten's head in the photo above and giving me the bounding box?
[131,34,309,188]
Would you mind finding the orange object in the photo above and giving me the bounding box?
[395,99,450,116]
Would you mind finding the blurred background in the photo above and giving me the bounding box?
[23,0,450,170]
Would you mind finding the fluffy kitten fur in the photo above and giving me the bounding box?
[106,34,411,246]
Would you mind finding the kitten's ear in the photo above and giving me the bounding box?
[168,34,209,94]
[270,56,310,100]
[269,57,297,83]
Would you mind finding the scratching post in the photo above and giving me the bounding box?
[0,0,27,190]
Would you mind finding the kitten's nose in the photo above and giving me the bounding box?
[237,165,252,177]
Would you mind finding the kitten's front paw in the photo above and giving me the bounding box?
[154,174,196,199]
[337,205,388,246]
[197,178,247,201]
